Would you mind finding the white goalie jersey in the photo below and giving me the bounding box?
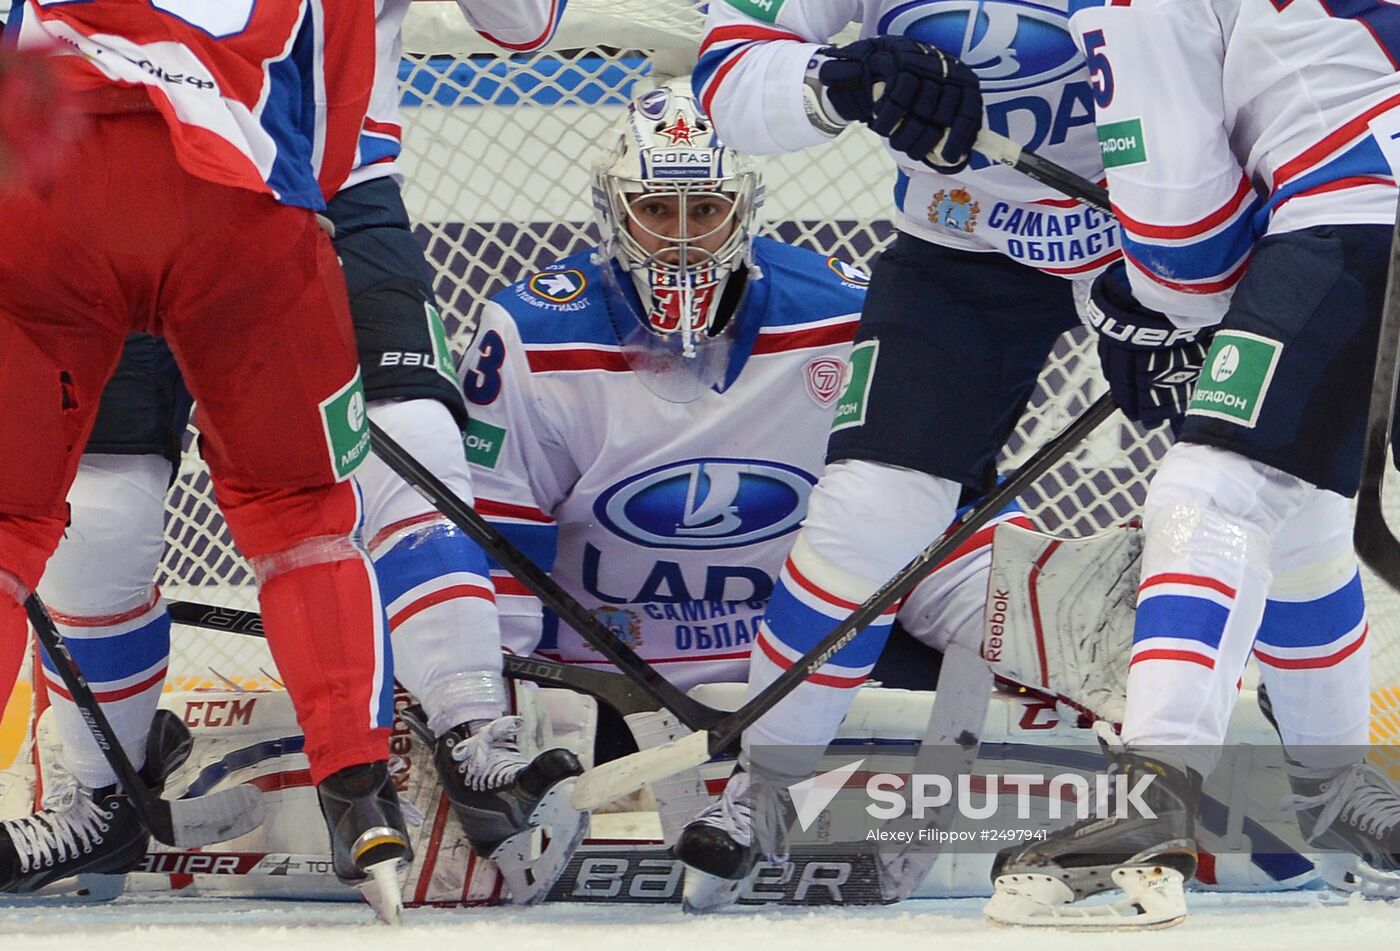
[458,237,876,689]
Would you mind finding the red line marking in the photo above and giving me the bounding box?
[1129,648,1215,670]
[1027,540,1063,686]
[1254,624,1368,670]
[1140,572,1237,599]
[389,584,496,630]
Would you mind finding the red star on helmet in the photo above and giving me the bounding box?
[659,113,698,146]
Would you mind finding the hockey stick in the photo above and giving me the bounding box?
[366,422,723,733]
[1354,211,1400,586]
[24,594,265,847]
[163,598,708,720]
[974,130,1111,213]
[572,394,1119,808]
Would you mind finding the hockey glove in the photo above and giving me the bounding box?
[1085,262,1212,428]
[817,36,982,172]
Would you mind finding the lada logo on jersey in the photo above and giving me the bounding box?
[528,269,588,304]
[881,0,1084,92]
[595,458,816,550]
[804,357,845,407]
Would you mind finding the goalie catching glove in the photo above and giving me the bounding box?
[1085,262,1213,428]
[813,36,982,172]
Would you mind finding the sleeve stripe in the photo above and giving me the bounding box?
[699,42,763,117]
[475,0,565,52]
[1110,175,1255,241]
[698,24,804,56]
[476,498,554,523]
[1123,247,1252,295]
[1272,90,1400,187]
[1269,174,1394,215]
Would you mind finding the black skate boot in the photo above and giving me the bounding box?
[674,765,796,913]
[316,760,412,924]
[1258,685,1400,896]
[985,725,1200,929]
[0,708,192,901]
[433,715,587,904]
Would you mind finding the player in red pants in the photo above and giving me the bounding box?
[0,0,408,921]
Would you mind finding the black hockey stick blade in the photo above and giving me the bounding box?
[25,594,265,847]
[164,598,707,720]
[575,394,1119,807]
[974,130,1111,213]
[1355,213,1400,587]
[366,422,724,731]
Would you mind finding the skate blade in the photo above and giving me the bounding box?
[1316,854,1400,898]
[0,872,128,905]
[357,858,405,925]
[681,862,762,914]
[985,866,1187,930]
[491,777,591,905]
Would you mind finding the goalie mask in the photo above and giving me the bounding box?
[593,79,761,401]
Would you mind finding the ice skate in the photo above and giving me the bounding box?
[0,709,192,901]
[674,766,763,912]
[434,715,587,904]
[316,761,412,924]
[985,725,1199,929]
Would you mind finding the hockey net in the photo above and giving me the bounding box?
[7,0,1400,748]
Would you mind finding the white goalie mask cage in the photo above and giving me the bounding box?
[592,78,762,401]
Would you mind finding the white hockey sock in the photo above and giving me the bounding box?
[1123,444,1306,777]
[39,454,172,788]
[1254,488,1370,766]
[360,399,505,734]
[743,461,958,777]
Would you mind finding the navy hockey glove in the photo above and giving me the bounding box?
[1085,263,1212,428]
[817,36,982,172]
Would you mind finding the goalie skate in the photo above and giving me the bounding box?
[316,761,412,925]
[985,725,1199,930]
[432,713,588,905]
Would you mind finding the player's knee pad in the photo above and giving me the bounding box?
[357,398,472,539]
[1267,487,1355,590]
[801,459,960,585]
[1144,443,1311,565]
[40,453,171,616]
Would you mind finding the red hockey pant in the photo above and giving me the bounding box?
[0,109,389,782]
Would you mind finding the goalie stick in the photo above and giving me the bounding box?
[24,594,265,848]
[164,598,716,720]
[573,393,1119,808]
[1355,211,1400,587]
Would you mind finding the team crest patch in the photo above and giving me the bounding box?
[527,269,588,304]
[319,371,370,481]
[928,188,980,233]
[589,607,643,650]
[826,257,870,286]
[804,356,845,408]
[638,88,670,119]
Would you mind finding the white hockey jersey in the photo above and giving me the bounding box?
[695,0,1120,278]
[342,0,568,190]
[1068,0,1400,322]
[459,238,867,690]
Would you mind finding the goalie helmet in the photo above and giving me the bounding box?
[592,79,762,400]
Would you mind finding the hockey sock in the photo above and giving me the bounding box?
[742,461,958,777]
[1123,444,1303,777]
[373,519,504,734]
[1254,489,1369,766]
[38,454,173,787]
[41,598,168,788]
[254,534,393,784]
[358,399,505,734]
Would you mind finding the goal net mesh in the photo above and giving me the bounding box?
[17,0,1396,744]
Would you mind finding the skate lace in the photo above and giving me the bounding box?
[2,779,113,874]
[450,716,530,792]
[694,769,752,848]
[1282,763,1400,840]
